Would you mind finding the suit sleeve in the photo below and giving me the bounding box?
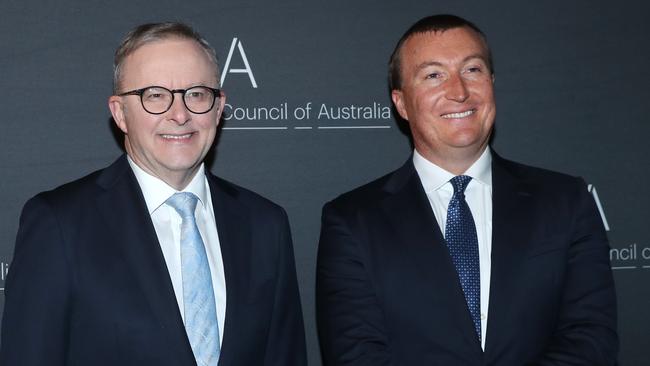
[532,180,618,366]
[0,195,73,365]
[263,208,307,366]
[316,202,395,366]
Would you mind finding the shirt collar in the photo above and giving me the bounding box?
[413,147,492,192]
[127,156,209,214]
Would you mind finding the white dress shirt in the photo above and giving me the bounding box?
[128,157,226,345]
[413,148,492,350]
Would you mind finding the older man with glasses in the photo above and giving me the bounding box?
[1,22,307,366]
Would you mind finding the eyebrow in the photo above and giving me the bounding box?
[415,54,489,72]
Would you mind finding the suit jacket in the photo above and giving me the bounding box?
[0,155,307,366]
[316,152,617,366]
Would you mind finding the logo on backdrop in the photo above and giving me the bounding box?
[591,184,650,271]
[0,261,8,292]
[221,37,257,89]
[589,184,609,231]
[218,37,393,131]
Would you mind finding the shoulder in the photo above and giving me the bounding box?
[14,163,116,260]
[207,174,288,219]
[20,155,132,220]
[24,167,107,214]
[323,160,414,216]
[492,154,593,214]
[494,154,587,191]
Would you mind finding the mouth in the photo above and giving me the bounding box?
[440,109,476,119]
[160,133,194,141]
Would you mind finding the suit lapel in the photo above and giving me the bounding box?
[206,174,251,366]
[94,156,196,364]
[485,154,535,357]
[381,160,483,354]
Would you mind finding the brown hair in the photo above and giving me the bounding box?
[388,14,493,91]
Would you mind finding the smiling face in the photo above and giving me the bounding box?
[108,38,225,190]
[391,26,496,173]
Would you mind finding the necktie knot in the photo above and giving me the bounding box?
[166,192,199,219]
[450,175,472,196]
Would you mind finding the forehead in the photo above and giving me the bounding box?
[120,38,216,87]
[400,27,489,67]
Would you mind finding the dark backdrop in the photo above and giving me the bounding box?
[1,0,648,364]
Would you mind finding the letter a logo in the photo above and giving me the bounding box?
[588,184,610,231]
[221,37,258,88]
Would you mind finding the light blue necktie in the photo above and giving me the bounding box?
[166,192,220,366]
[445,175,481,342]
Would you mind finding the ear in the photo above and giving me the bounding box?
[391,89,409,121]
[108,96,128,134]
[214,90,226,126]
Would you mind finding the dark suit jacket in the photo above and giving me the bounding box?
[0,155,307,366]
[316,153,617,366]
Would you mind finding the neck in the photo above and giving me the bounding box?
[416,145,488,176]
[160,171,198,191]
[126,152,201,191]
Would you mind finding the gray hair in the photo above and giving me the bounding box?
[113,22,220,94]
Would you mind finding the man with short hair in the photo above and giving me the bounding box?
[316,14,617,365]
[1,22,307,366]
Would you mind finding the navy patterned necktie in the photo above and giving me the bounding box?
[166,192,220,366]
[445,175,481,342]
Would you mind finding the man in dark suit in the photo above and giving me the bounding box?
[316,14,617,365]
[1,22,307,365]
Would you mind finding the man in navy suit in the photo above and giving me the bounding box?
[316,14,617,365]
[1,22,307,365]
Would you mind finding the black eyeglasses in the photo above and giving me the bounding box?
[118,85,221,115]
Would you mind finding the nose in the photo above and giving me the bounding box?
[168,93,191,125]
[445,74,469,102]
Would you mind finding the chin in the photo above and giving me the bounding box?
[161,157,201,172]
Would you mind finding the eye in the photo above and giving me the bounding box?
[187,91,205,98]
[425,72,442,79]
[143,88,168,101]
[186,87,212,101]
[466,66,482,73]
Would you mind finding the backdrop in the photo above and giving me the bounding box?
[1,0,648,364]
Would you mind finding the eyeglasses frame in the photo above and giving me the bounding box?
[117,85,222,115]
